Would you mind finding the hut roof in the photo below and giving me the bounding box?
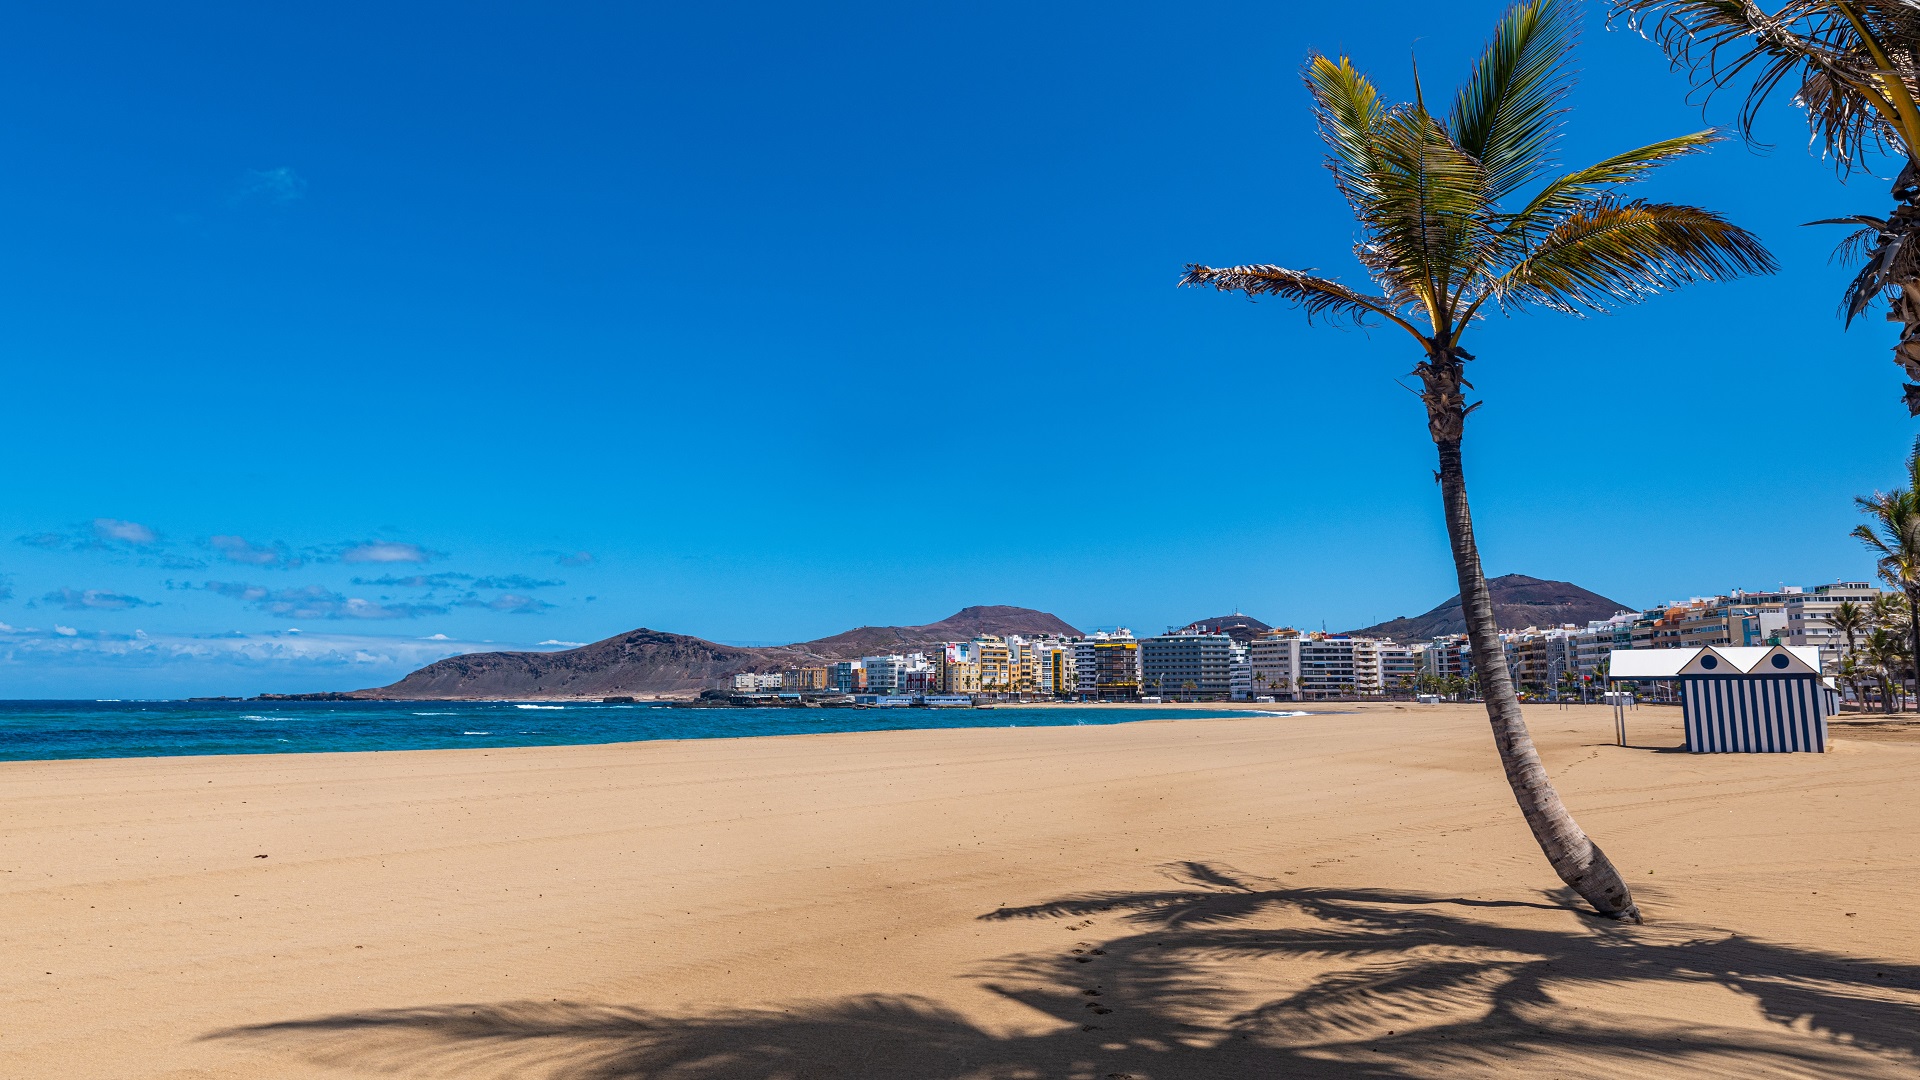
[1608,646,1820,678]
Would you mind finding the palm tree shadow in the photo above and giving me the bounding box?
[205,862,1920,1079]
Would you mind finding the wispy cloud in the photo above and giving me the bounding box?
[18,518,164,554]
[538,639,587,647]
[92,519,158,546]
[351,572,563,590]
[338,541,438,565]
[235,166,307,205]
[553,550,595,567]
[0,575,11,602]
[0,624,561,671]
[199,581,445,620]
[208,535,303,570]
[463,593,553,615]
[42,588,157,611]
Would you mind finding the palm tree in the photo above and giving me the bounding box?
[1613,2,1920,412]
[1181,0,1774,922]
[1854,437,1920,706]
[1826,598,1870,707]
[1864,624,1909,712]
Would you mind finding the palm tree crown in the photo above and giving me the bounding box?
[1184,0,1774,385]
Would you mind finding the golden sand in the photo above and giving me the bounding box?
[1,703,1914,1078]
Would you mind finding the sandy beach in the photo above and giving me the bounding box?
[2,703,1915,1078]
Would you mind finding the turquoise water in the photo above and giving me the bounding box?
[0,700,1281,762]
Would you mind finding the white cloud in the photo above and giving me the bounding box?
[0,625,557,668]
[423,633,451,641]
[339,541,437,565]
[93,519,158,546]
[538,639,587,647]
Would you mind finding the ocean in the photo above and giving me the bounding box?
[0,699,1293,762]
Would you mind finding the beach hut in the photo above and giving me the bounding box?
[1608,646,1834,753]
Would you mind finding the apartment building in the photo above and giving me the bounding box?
[1250,630,1301,700]
[1140,632,1233,701]
[1420,635,1472,680]
[1377,641,1417,691]
[1073,630,1137,700]
[1783,581,1884,669]
[973,636,1012,692]
[1093,636,1141,701]
[1035,641,1077,697]
[783,667,830,691]
[829,660,866,693]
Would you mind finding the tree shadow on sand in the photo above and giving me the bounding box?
[204,863,1919,1079]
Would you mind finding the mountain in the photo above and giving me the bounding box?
[1344,575,1633,641]
[364,629,824,700]
[796,605,1082,658]
[1176,613,1273,645]
[348,605,1083,700]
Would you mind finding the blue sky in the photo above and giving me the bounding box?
[0,0,1910,697]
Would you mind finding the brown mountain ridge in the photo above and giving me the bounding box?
[353,605,1082,701]
[1343,574,1632,641]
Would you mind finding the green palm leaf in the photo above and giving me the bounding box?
[1450,0,1577,201]
[1498,198,1778,312]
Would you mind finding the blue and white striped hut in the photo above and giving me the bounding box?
[1608,646,1835,754]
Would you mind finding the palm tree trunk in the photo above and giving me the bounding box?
[1423,351,1640,922]
[1907,588,1919,713]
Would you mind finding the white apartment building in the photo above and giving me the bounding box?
[1783,581,1885,670]
[860,654,927,694]
[732,672,783,692]
[1033,641,1077,696]
[1229,643,1252,700]
[1250,632,1301,700]
[1377,641,1416,691]
[1251,632,1397,699]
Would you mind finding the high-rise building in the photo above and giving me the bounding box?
[1141,633,1233,701]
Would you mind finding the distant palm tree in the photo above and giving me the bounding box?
[1182,0,1772,922]
[1854,439,1920,707]
[1864,625,1909,713]
[1612,2,1920,413]
[1827,599,1870,707]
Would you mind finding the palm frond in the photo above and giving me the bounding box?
[1450,0,1578,201]
[1513,131,1718,223]
[1179,263,1427,340]
[1609,1,1912,169]
[1305,53,1391,215]
[1497,198,1777,312]
[1361,102,1492,320]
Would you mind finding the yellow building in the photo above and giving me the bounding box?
[973,636,1012,692]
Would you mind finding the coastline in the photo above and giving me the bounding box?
[2,704,1914,1077]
